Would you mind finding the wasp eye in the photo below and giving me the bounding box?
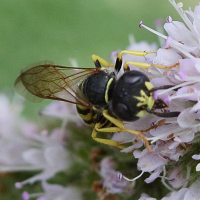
[114,102,133,121]
[123,75,141,84]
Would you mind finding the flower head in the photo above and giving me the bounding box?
[109,1,200,199]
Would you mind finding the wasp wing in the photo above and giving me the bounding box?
[14,61,96,107]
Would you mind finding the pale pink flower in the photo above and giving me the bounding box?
[22,181,82,200]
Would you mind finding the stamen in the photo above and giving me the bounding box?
[166,16,173,23]
[170,92,198,101]
[177,2,183,8]
[22,191,44,200]
[169,0,196,36]
[169,90,194,103]
[139,21,143,28]
[22,191,30,200]
[139,21,167,40]
[15,173,44,189]
[139,21,195,59]
[117,172,123,180]
[163,92,196,104]
[170,43,195,59]
[15,182,23,189]
[118,171,144,182]
[157,80,196,96]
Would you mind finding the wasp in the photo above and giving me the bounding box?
[14,50,180,152]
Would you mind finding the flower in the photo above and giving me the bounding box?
[0,93,71,188]
[99,157,135,194]
[112,0,200,199]
[21,181,82,200]
[40,101,83,127]
[1,127,71,188]
[138,179,200,200]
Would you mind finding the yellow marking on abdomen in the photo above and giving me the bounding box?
[76,105,97,126]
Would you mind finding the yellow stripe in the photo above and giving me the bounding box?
[105,77,114,103]
[78,113,92,121]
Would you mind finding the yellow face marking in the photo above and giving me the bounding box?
[136,110,148,117]
[133,81,154,110]
[145,81,154,90]
[105,78,114,103]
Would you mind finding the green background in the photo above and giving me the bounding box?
[0,0,199,199]
[1,0,199,90]
[0,0,199,116]
[1,0,199,117]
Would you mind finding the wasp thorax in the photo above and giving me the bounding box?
[82,71,115,107]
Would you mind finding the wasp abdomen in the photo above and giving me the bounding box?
[76,104,98,126]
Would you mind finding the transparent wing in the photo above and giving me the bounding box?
[14,61,96,107]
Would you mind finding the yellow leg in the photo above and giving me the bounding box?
[92,123,126,149]
[92,110,152,152]
[115,50,157,72]
[115,50,178,71]
[92,54,115,68]
[117,50,157,60]
[123,61,178,71]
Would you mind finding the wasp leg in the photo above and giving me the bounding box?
[98,110,152,153]
[92,124,126,150]
[114,49,179,71]
[92,54,115,68]
[123,61,178,71]
[115,50,157,72]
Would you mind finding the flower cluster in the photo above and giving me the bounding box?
[0,94,82,200]
[110,0,200,199]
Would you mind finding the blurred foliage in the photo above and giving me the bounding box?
[0,0,200,199]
